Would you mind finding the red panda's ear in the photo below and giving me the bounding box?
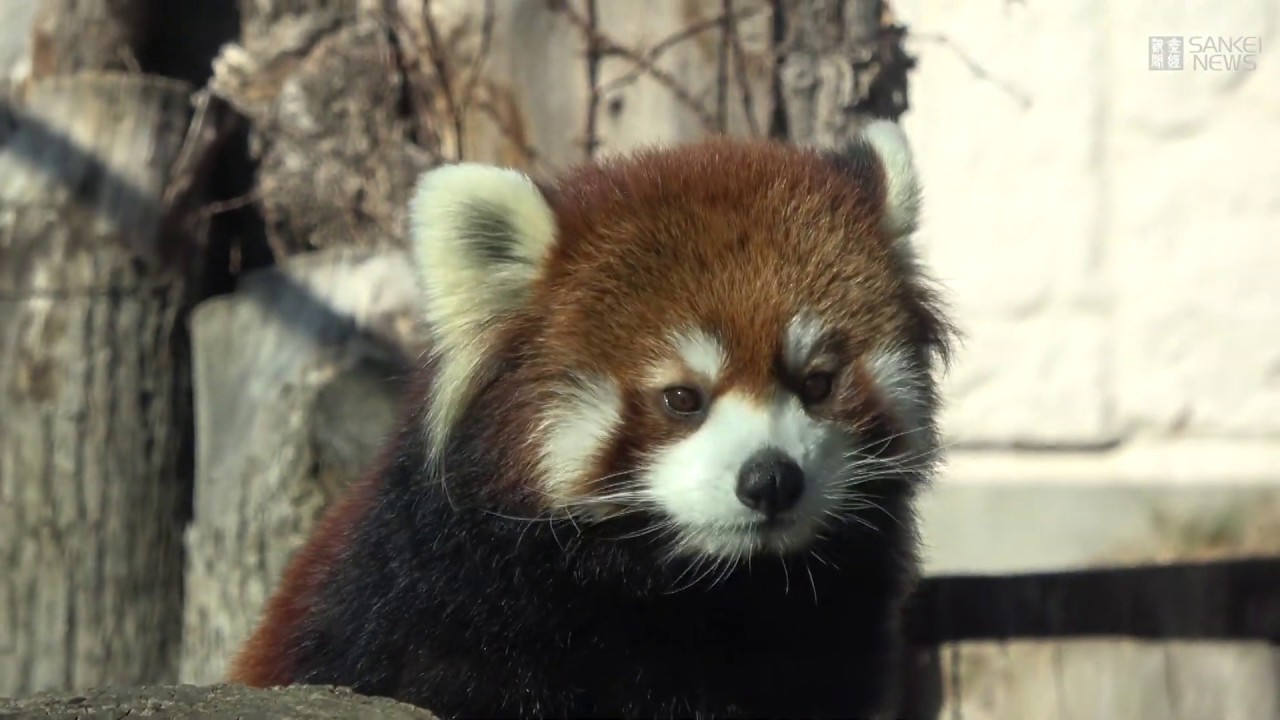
[407,163,558,449]
[824,122,953,366]
[824,119,922,240]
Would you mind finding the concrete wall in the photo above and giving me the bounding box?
[891,0,1279,484]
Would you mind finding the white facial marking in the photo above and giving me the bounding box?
[650,325,732,386]
[643,390,849,559]
[537,374,624,507]
[673,328,727,382]
[863,344,935,459]
[784,311,827,370]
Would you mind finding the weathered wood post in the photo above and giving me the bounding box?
[0,72,228,694]
[175,0,444,681]
[774,0,912,142]
[179,249,421,683]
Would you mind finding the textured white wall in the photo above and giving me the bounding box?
[892,0,1280,487]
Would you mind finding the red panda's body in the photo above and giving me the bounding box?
[229,124,953,719]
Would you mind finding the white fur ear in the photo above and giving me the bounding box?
[407,162,558,452]
[855,119,922,239]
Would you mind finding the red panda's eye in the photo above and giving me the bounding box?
[662,386,704,416]
[800,371,834,404]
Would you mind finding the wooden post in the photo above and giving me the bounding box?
[0,73,227,695]
[179,248,420,684]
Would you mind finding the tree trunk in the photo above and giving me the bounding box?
[0,73,226,695]
[773,0,911,144]
[0,684,438,719]
[207,0,436,259]
[27,0,155,81]
[179,248,420,684]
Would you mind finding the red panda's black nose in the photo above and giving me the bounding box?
[735,448,805,518]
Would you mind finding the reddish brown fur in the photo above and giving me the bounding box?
[531,138,910,392]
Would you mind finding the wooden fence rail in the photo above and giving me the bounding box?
[899,559,1280,719]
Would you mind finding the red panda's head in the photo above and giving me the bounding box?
[407,121,952,562]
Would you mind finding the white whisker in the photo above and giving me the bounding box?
[804,559,819,605]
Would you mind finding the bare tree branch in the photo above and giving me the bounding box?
[552,0,723,134]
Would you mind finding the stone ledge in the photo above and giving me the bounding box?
[919,442,1280,575]
[0,684,438,719]
[937,438,1280,485]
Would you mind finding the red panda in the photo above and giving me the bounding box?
[227,119,954,719]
